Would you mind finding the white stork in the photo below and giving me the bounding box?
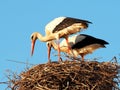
[47,34,109,61]
[30,17,92,63]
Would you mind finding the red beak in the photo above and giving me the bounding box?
[31,40,35,56]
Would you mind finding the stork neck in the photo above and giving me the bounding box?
[37,33,56,42]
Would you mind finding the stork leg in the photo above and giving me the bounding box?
[57,39,61,62]
[81,54,84,61]
[47,44,51,63]
[65,37,71,53]
[56,35,61,62]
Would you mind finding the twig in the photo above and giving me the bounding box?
[6,59,34,66]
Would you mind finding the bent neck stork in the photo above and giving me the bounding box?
[30,17,92,63]
[47,34,109,61]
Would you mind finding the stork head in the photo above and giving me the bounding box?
[46,41,52,48]
[30,32,38,56]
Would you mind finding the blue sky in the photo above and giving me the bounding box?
[0,0,120,89]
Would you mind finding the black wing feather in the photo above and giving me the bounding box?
[72,34,109,49]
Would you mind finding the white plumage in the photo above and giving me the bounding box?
[45,17,66,34]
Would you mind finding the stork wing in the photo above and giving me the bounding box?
[72,34,109,49]
[53,17,92,33]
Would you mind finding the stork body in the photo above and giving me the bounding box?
[48,34,109,61]
[30,17,92,63]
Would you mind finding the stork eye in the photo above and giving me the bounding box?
[47,43,50,46]
[47,42,51,47]
[31,35,34,40]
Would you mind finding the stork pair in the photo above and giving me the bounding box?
[30,17,108,63]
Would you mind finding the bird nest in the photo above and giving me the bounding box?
[10,60,119,90]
